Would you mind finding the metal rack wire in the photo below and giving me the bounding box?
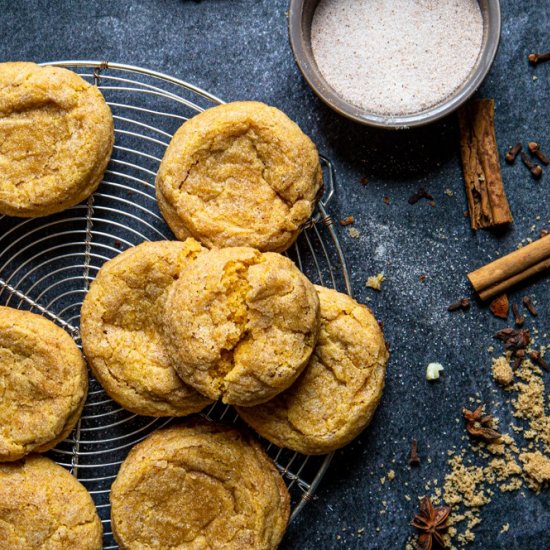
[0,61,352,548]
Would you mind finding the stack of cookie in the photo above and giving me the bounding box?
[0,65,389,549]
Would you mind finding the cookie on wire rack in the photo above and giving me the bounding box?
[110,421,290,550]
[0,455,103,549]
[161,246,320,406]
[0,62,113,217]
[0,306,88,461]
[237,286,389,455]
[156,100,323,252]
[80,239,213,417]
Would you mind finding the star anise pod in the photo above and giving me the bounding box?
[411,496,451,550]
[494,328,530,352]
[463,405,501,441]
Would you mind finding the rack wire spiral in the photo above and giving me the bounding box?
[0,61,352,548]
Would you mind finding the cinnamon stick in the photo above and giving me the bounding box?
[468,237,550,301]
[458,99,513,229]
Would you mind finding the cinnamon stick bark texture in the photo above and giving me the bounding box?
[468,237,550,301]
[458,99,513,229]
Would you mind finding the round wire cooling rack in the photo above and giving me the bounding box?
[0,61,352,548]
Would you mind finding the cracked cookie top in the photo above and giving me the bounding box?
[155,101,323,252]
[0,455,102,549]
[237,286,389,455]
[0,62,113,217]
[161,247,320,406]
[0,307,88,461]
[80,239,213,417]
[110,421,289,550]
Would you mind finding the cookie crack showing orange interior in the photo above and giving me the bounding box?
[211,258,258,396]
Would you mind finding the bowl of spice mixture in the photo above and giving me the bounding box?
[289,0,501,128]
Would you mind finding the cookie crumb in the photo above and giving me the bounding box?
[500,523,509,533]
[387,469,395,481]
[366,273,385,290]
[348,227,361,239]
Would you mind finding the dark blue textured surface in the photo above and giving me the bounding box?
[0,1,548,548]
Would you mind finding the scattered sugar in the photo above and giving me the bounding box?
[311,0,483,116]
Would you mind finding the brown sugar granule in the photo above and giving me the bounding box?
[443,455,490,508]
[492,356,514,386]
[439,350,549,547]
[519,451,550,491]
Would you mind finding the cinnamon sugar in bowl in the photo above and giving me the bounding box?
[288,0,501,129]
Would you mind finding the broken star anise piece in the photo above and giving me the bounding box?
[411,496,451,550]
[494,328,530,352]
[463,405,501,441]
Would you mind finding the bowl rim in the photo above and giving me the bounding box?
[288,0,502,129]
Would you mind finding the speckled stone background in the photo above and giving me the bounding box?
[0,0,548,548]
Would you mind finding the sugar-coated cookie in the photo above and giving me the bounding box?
[156,101,323,252]
[0,307,88,461]
[237,286,389,455]
[110,422,289,550]
[0,455,102,549]
[0,62,113,217]
[80,239,213,417]
[161,247,320,406]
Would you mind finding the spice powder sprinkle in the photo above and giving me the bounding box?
[311,0,483,116]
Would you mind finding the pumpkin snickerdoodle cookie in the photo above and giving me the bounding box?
[0,307,88,462]
[156,101,323,252]
[80,239,213,417]
[0,62,113,217]
[237,286,389,455]
[110,421,289,550]
[161,246,320,406]
[0,455,102,549]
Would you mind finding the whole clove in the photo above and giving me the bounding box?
[528,51,550,65]
[448,298,471,312]
[512,349,526,370]
[512,303,525,326]
[409,439,420,466]
[528,142,550,165]
[505,143,522,164]
[530,350,549,372]
[494,328,531,352]
[520,152,543,179]
[408,188,434,205]
[522,296,538,317]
